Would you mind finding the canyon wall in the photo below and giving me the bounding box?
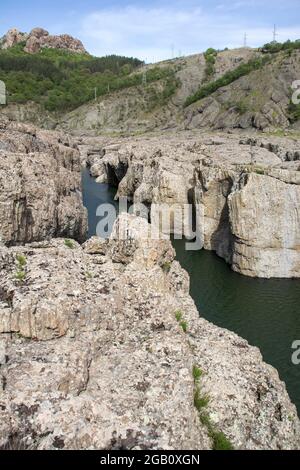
[85,132,300,278]
[0,118,87,245]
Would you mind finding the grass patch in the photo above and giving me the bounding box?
[193,364,234,451]
[175,310,183,322]
[16,254,27,267]
[194,387,210,410]
[64,239,75,249]
[193,365,203,381]
[174,310,188,333]
[161,261,172,273]
[15,253,27,283]
[211,431,234,451]
[15,271,26,282]
[180,320,188,333]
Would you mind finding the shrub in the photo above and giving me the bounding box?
[261,39,300,54]
[203,48,218,80]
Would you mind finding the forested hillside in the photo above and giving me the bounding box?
[0,44,173,112]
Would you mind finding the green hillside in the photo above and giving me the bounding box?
[0,44,175,112]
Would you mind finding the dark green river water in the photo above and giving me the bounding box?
[82,168,300,414]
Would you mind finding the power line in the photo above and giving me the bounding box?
[171,44,175,59]
[142,70,147,86]
[273,24,278,43]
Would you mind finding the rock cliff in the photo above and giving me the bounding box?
[84,131,300,278]
[0,27,87,54]
[0,118,87,245]
[0,214,299,450]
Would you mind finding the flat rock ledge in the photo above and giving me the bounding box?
[0,214,299,450]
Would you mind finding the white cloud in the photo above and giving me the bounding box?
[80,5,300,61]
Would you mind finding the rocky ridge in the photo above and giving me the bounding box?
[0,214,299,450]
[84,131,300,278]
[0,117,87,245]
[0,27,87,54]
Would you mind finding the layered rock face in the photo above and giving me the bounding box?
[0,214,299,450]
[0,27,87,54]
[85,132,300,278]
[0,118,87,245]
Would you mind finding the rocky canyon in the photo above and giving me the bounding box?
[0,27,300,451]
[85,132,300,278]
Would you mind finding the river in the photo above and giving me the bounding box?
[82,167,300,414]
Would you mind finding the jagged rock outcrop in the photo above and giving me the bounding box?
[0,27,87,54]
[84,132,300,278]
[0,214,299,450]
[0,28,28,49]
[0,118,87,245]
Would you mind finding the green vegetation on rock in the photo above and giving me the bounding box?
[193,364,234,451]
[64,239,75,249]
[261,39,300,54]
[185,56,271,107]
[203,48,218,80]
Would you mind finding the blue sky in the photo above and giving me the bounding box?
[1,0,300,61]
